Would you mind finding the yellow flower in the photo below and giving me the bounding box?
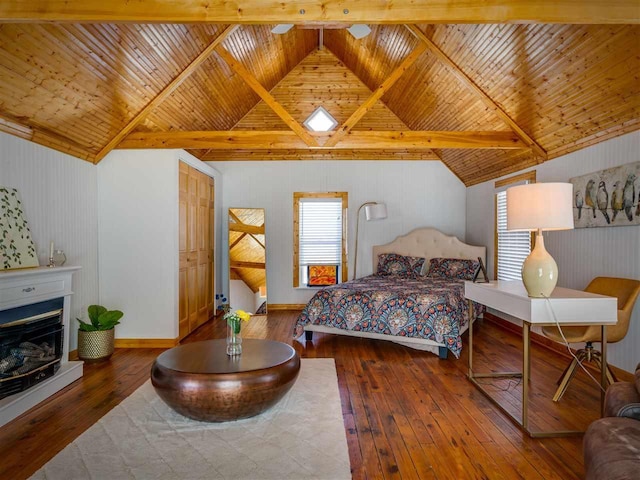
[236,310,251,322]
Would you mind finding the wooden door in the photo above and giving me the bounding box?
[178,162,215,340]
[206,178,215,320]
[178,162,189,339]
[197,172,214,328]
[187,166,199,333]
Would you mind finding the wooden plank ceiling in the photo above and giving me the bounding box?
[0,2,638,185]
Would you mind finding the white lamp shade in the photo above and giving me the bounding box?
[364,203,387,221]
[506,183,574,231]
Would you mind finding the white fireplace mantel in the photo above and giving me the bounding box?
[0,266,83,428]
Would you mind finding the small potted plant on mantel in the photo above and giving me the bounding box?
[76,305,123,362]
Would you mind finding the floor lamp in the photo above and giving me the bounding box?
[353,202,388,280]
[506,183,574,297]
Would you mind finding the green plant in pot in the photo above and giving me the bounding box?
[76,305,123,362]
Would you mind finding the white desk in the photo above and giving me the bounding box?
[464,280,617,438]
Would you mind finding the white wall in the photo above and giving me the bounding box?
[98,149,221,339]
[466,131,640,372]
[0,132,99,351]
[229,279,256,313]
[208,160,467,305]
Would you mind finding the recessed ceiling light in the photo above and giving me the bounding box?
[347,24,371,39]
[271,24,294,34]
[304,107,338,132]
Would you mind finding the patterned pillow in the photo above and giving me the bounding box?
[427,258,479,280]
[376,254,425,278]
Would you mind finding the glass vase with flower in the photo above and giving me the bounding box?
[223,309,251,355]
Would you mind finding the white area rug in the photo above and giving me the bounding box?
[32,358,351,480]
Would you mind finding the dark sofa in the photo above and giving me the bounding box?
[583,364,640,480]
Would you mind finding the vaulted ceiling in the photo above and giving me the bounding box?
[0,2,638,186]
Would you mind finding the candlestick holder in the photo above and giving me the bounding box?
[47,256,55,267]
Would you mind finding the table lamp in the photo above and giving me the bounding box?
[353,202,387,280]
[506,182,574,297]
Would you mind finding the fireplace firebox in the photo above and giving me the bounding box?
[0,298,64,400]
[0,266,82,427]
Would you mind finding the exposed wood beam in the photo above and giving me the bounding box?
[120,130,528,150]
[92,24,238,163]
[229,211,266,248]
[406,24,547,162]
[249,234,266,250]
[332,131,527,149]
[200,149,441,161]
[325,41,428,147]
[215,46,318,147]
[229,233,247,250]
[228,210,243,224]
[298,23,351,30]
[1,1,637,24]
[229,223,265,235]
[230,261,266,270]
[231,231,266,250]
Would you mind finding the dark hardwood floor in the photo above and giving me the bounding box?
[0,312,613,479]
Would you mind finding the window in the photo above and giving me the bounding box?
[293,192,348,287]
[494,172,536,281]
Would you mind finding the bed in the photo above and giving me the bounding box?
[294,227,487,358]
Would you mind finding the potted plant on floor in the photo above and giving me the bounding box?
[76,305,123,362]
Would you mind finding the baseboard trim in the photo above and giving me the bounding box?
[114,338,178,349]
[267,303,305,311]
[483,312,634,382]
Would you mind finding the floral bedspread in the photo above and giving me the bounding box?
[294,275,484,358]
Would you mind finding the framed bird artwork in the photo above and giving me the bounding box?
[570,161,640,228]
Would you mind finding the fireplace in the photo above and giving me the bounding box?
[0,266,82,427]
[0,298,64,399]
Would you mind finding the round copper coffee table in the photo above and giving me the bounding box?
[150,339,300,422]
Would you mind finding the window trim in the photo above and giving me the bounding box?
[293,192,348,287]
[493,171,536,280]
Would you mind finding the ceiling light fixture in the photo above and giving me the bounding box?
[271,23,371,39]
[271,24,294,34]
[303,106,338,132]
[347,24,372,39]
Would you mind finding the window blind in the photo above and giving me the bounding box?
[496,190,531,281]
[299,198,343,266]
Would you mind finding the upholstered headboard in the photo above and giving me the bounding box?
[372,227,486,274]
